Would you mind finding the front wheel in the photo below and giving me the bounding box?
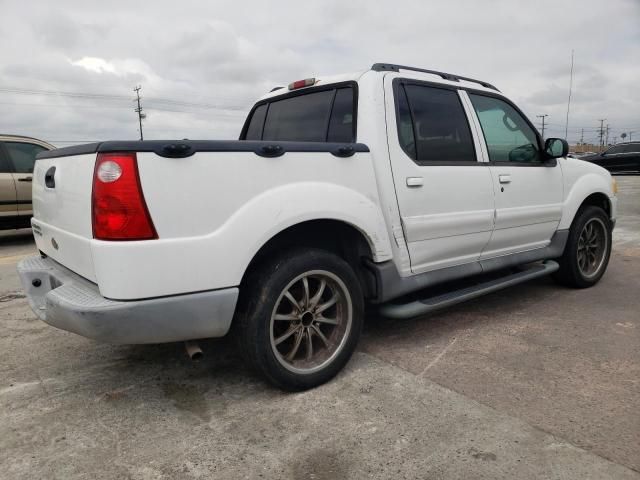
[236,249,364,391]
[553,205,612,288]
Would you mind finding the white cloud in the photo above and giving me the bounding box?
[71,57,117,74]
[0,0,638,145]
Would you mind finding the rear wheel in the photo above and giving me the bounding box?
[236,249,363,391]
[553,205,612,288]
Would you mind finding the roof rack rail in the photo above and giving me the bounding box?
[371,63,500,92]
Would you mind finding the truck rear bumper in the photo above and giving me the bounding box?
[17,255,238,344]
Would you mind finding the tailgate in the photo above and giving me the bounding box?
[32,152,97,282]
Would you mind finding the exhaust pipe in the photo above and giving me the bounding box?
[184,341,203,361]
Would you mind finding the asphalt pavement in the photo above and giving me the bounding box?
[1,176,638,479]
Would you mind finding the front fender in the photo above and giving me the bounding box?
[558,172,613,230]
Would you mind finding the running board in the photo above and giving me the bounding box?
[379,261,559,319]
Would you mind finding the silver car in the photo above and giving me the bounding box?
[0,135,54,229]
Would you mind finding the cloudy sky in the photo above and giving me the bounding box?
[1,0,638,147]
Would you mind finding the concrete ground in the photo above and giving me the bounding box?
[1,176,639,479]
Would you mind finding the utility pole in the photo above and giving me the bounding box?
[598,119,606,152]
[630,131,635,142]
[605,124,610,146]
[134,85,144,140]
[537,114,548,139]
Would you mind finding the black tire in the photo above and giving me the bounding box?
[235,248,364,391]
[552,205,612,288]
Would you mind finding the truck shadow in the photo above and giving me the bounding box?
[0,229,34,247]
[105,276,558,396]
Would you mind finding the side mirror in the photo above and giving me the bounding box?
[544,138,568,159]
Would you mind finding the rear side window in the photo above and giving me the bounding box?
[396,83,476,163]
[623,144,639,153]
[4,142,47,173]
[327,88,355,143]
[242,85,356,142]
[244,104,267,140]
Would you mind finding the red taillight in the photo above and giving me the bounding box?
[92,152,157,240]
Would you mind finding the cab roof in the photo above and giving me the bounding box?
[259,63,500,102]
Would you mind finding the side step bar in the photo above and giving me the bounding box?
[379,261,559,319]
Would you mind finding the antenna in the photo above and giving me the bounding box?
[564,49,574,140]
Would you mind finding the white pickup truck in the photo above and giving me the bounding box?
[18,63,617,390]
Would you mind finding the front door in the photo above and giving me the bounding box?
[385,76,495,273]
[466,93,564,258]
[0,145,18,229]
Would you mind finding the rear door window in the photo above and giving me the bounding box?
[243,85,356,142]
[396,83,476,164]
[4,142,47,173]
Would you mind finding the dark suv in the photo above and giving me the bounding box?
[581,142,640,173]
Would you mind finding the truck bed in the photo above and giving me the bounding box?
[33,140,389,300]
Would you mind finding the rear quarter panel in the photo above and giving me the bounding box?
[92,150,392,299]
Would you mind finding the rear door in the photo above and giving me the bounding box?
[466,92,563,258]
[4,141,48,226]
[0,145,18,229]
[385,77,496,273]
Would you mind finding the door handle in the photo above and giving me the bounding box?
[18,177,33,182]
[498,174,511,184]
[406,177,424,187]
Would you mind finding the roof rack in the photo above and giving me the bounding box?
[371,63,500,92]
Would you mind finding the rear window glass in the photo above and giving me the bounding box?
[243,85,356,142]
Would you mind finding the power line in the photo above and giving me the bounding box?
[0,100,246,117]
[0,85,249,111]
